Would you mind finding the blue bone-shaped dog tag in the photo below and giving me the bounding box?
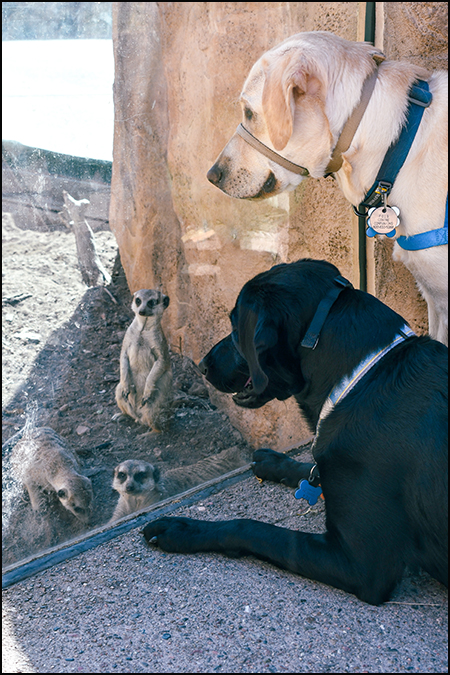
[295,480,323,505]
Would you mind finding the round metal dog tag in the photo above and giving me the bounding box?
[366,205,400,238]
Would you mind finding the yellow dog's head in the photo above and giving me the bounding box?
[207,32,384,200]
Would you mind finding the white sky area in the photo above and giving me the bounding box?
[2,39,114,161]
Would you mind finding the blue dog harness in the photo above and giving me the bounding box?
[396,196,448,250]
[358,80,448,250]
[295,324,416,505]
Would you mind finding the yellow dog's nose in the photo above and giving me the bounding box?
[206,163,223,186]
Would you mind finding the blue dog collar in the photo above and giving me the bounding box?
[297,324,415,505]
[330,325,415,407]
[359,80,432,213]
[356,80,447,251]
[316,324,416,432]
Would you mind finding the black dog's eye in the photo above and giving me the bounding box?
[244,107,254,121]
[135,297,141,307]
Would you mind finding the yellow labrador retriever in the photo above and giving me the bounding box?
[207,32,448,345]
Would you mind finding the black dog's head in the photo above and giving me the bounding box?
[198,331,289,408]
[198,259,346,408]
[199,258,408,411]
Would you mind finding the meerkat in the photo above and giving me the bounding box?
[115,289,173,431]
[160,446,247,496]
[109,447,247,522]
[109,459,161,522]
[11,427,93,523]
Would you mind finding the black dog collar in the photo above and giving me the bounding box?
[301,275,353,349]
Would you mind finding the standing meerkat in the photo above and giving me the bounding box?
[11,427,93,524]
[115,289,173,431]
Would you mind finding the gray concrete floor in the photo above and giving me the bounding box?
[2,461,448,673]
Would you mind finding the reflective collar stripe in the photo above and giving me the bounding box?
[316,325,415,435]
[330,325,415,407]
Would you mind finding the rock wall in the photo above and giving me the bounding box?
[109,2,447,450]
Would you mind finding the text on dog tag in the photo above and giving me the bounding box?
[366,205,400,238]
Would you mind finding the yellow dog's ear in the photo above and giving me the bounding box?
[262,52,322,151]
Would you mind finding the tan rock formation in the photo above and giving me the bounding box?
[109,2,446,449]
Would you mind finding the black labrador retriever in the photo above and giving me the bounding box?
[143,259,448,605]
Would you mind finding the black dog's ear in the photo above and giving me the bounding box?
[237,307,277,395]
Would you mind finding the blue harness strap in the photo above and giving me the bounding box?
[359,81,432,211]
[358,80,447,251]
[396,196,448,250]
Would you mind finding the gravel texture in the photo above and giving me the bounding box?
[2,457,448,674]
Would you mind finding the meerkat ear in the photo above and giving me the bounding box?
[163,294,170,309]
[153,466,160,483]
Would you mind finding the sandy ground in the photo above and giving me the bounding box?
[2,211,251,567]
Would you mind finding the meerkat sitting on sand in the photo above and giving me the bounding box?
[11,427,93,523]
[115,289,173,431]
[109,447,247,522]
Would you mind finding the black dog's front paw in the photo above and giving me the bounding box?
[252,448,313,488]
[142,517,213,554]
[252,448,293,482]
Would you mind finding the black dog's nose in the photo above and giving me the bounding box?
[198,359,207,376]
[206,164,223,186]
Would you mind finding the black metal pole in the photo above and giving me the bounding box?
[358,1,376,291]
